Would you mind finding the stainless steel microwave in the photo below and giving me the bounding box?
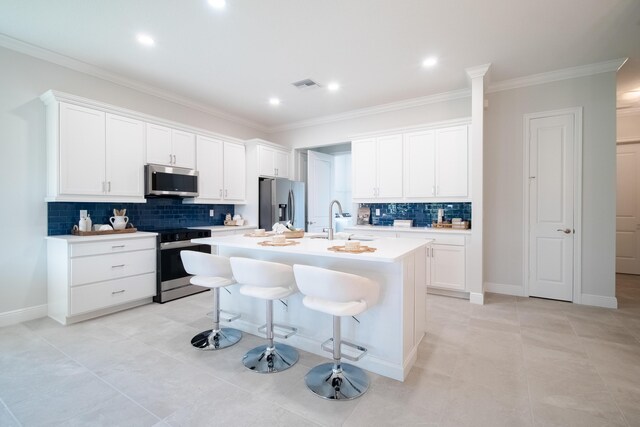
[145,164,199,197]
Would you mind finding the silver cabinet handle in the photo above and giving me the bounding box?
[111,264,125,268]
[219,189,223,197]
[224,189,228,198]
[173,154,177,164]
[111,245,125,249]
[112,290,126,295]
[102,181,106,193]
[107,181,111,192]
[557,228,572,234]
[169,154,173,164]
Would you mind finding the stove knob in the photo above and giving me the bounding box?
[174,233,180,241]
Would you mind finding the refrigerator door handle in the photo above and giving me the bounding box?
[288,189,295,225]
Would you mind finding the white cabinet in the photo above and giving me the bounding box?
[428,243,466,291]
[48,101,145,202]
[258,145,289,178]
[106,114,145,197]
[223,141,246,201]
[403,125,468,199]
[47,234,157,325]
[188,136,245,204]
[146,123,196,169]
[352,135,403,200]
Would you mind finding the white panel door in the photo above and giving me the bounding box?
[436,126,468,197]
[223,142,246,201]
[616,143,640,274]
[307,150,334,232]
[196,135,224,201]
[351,138,377,199]
[171,129,196,169]
[59,103,105,195]
[146,123,172,166]
[377,135,403,198]
[105,114,144,197]
[528,114,574,301]
[257,145,275,177]
[404,131,436,198]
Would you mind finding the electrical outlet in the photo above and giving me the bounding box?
[209,209,214,217]
[375,209,381,216]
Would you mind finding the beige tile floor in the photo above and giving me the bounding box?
[1,274,639,427]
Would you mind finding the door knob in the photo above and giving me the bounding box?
[557,228,572,234]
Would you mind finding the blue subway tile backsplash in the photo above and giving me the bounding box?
[48,198,235,235]
[360,202,471,228]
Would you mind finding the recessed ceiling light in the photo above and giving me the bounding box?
[208,0,226,9]
[327,82,340,92]
[422,56,438,68]
[269,97,281,106]
[136,33,155,47]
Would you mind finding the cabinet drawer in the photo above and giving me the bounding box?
[396,231,465,246]
[71,249,156,286]
[70,237,156,257]
[69,272,156,315]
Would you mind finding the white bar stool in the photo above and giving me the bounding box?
[230,257,299,373]
[180,251,242,350]
[293,264,379,400]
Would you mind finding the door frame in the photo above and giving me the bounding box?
[522,107,583,303]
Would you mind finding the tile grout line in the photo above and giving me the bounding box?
[38,334,163,424]
[0,396,22,427]
[515,299,536,427]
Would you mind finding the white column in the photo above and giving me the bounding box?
[465,64,491,305]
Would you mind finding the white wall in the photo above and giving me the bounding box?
[269,97,471,148]
[0,46,264,318]
[485,72,617,299]
[617,111,640,142]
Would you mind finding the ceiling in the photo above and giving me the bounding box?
[1,0,639,129]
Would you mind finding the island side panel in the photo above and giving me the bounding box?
[217,246,406,380]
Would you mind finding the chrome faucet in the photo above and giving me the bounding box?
[327,200,344,240]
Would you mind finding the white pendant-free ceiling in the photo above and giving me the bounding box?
[0,0,639,128]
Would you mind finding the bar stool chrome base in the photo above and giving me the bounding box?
[191,328,242,350]
[305,363,370,400]
[242,343,299,373]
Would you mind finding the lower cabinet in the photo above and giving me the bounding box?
[47,234,157,325]
[427,243,466,291]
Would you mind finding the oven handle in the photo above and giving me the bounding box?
[160,240,203,250]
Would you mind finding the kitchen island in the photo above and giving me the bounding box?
[192,234,429,381]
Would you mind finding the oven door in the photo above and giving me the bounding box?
[159,240,210,290]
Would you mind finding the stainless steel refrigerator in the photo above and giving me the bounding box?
[259,178,306,231]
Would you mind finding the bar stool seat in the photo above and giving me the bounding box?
[230,257,299,373]
[181,251,242,350]
[293,264,379,400]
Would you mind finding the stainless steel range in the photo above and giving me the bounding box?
[148,228,212,303]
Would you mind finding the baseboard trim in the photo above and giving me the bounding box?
[469,292,484,305]
[580,293,618,309]
[484,282,525,297]
[0,304,48,328]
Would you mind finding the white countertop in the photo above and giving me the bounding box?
[189,225,257,232]
[344,225,472,235]
[192,234,430,263]
[45,231,158,242]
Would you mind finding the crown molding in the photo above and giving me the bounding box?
[617,106,640,117]
[0,33,268,133]
[487,58,628,93]
[267,88,471,134]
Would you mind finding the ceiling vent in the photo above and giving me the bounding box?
[292,78,321,90]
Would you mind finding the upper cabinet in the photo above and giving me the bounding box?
[352,135,403,200]
[258,144,290,179]
[146,123,196,169]
[186,136,245,204]
[352,123,469,202]
[46,99,145,202]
